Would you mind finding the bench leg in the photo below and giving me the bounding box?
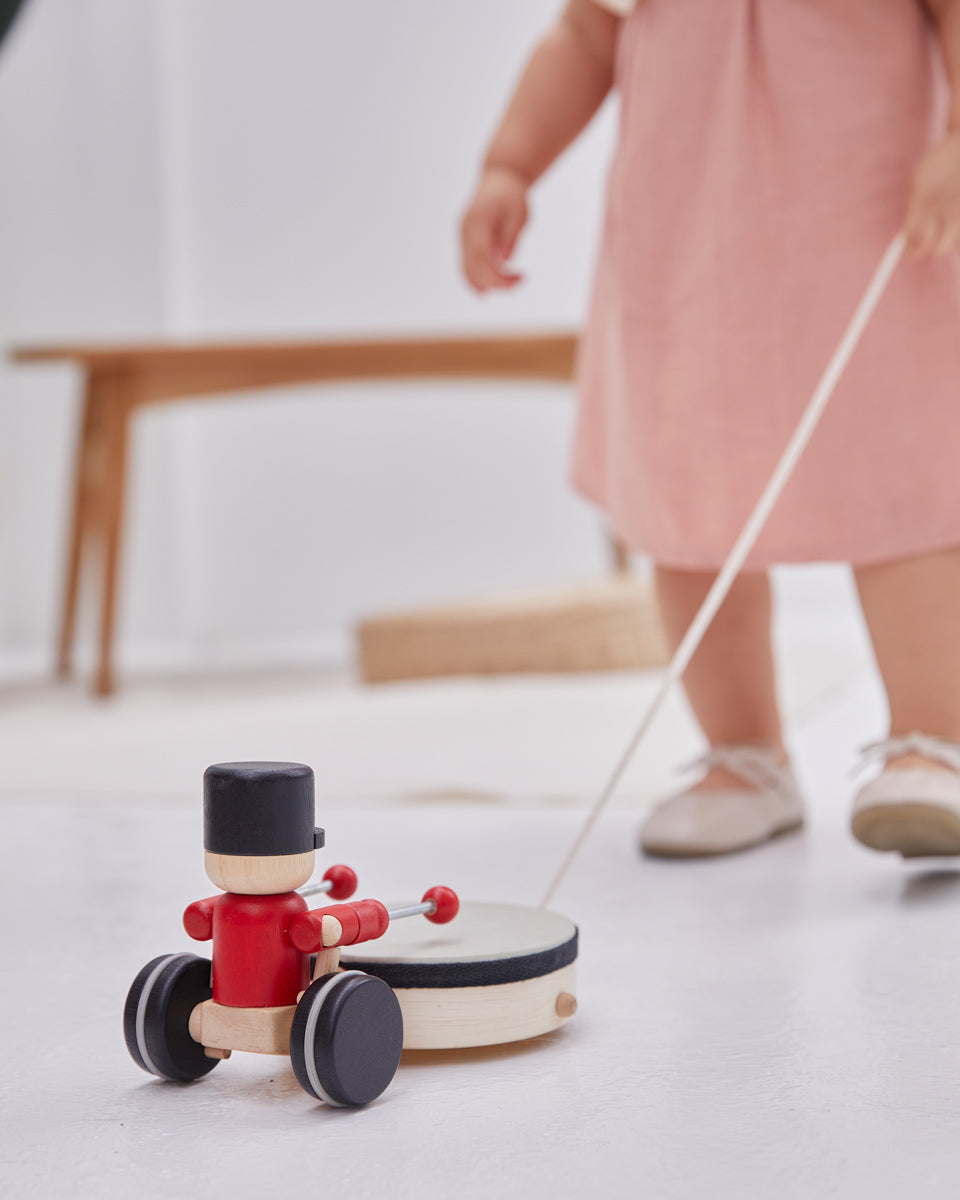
[58,375,102,679]
[94,375,134,697]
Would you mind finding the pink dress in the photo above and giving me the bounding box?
[573,0,960,568]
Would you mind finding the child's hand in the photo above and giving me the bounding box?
[905,133,960,257]
[460,166,529,292]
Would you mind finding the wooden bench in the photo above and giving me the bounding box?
[12,333,599,695]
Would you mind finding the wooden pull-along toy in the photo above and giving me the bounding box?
[123,761,578,1108]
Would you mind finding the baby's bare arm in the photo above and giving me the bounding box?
[908,0,960,253]
[461,0,622,292]
[924,0,960,130]
[485,0,621,186]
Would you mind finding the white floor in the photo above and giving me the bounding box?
[3,629,960,1199]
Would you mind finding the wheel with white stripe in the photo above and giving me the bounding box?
[123,954,218,1082]
[290,971,403,1107]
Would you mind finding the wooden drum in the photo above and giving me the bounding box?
[340,901,578,1050]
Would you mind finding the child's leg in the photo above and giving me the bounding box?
[654,565,787,790]
[854,547,960,758]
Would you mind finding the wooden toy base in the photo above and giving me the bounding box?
[356,577,667,683]
[189,999,294,1056]
[340,902,578,1049]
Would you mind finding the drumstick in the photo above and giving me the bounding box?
[388,887,460,925]
[297,863,358,901]
[540,233,906,909]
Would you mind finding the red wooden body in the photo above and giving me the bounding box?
[184,892,310,1007]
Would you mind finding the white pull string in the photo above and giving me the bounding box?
[540,233,906,909]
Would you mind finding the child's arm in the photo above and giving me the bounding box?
[908,0,960,255]
[461,0,623,292]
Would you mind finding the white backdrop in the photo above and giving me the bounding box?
[0,0,620,674]
[0,0,858,677]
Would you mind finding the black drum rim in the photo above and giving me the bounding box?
[341,929,578,990]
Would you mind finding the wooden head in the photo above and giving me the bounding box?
[204,850,315,895]
[201,761,323,894]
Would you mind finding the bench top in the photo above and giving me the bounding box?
[11,331,577,371]
[10,331,578,404]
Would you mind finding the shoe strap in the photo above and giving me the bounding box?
[684,745,792,794]
[858,733,960,774]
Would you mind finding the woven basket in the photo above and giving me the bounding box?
[356,576,668,684]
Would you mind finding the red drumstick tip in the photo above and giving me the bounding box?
[423,886,459,924]
[322,864,358,901]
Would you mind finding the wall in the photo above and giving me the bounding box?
[0,0,620,676]
[0,0,170,670]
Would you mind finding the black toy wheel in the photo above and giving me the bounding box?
[123,953,218,1082]
[290,970,403,1107]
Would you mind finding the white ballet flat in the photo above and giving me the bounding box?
[639,745,805,859]
[851,734,960,858]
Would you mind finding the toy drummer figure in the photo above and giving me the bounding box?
[183,761,350,1008]
[124,759,457,1107]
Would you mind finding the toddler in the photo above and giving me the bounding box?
[461,0,960,858]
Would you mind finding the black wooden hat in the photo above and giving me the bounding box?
[203,762,324,856]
